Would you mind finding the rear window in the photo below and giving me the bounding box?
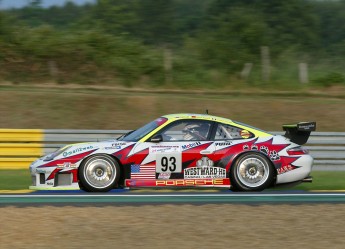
[215,123,254,140]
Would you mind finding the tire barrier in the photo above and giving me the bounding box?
[0,129,43,170]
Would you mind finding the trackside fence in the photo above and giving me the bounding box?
[0,129,344,171]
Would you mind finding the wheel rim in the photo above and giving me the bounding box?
[83,158,116,189]
[237,157,269,188]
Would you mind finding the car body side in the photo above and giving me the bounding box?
[29,114,313,190]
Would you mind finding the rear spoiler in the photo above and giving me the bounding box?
[282,122,316,145]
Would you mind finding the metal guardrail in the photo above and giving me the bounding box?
[0,129,344,171]
[308,132,345,171]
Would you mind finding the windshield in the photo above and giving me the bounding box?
[118,117,168,142]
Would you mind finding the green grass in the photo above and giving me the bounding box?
[0,170,344,191]
[2,84,345,132]
[0,170,32,190]
[285,171,345,191]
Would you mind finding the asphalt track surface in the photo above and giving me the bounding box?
[1,189,345,206]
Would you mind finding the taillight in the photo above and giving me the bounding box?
[287,146,309,155]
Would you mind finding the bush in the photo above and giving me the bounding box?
[312,72,345,87]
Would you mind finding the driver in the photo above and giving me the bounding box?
[182,123,209,140]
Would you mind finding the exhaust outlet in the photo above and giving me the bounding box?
[302,176,313,183]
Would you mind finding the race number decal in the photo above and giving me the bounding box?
[156,153,182,173]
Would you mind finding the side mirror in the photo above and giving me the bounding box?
[150,134,163,143]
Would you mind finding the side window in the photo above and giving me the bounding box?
[215,123,254,140]
[160,120,212,141]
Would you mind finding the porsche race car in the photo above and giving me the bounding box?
[29,113,316,192]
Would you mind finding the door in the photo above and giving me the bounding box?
[148,119,215,181]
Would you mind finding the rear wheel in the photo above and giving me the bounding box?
[78,154,120,192]
[230,152,274,191]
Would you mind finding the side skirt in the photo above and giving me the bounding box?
[125,178,230,188]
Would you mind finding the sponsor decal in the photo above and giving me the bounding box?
[36,169,47,174]
[57,162,77,169]
[105,142,127,150]
[182,142,201,150]
[150,145,181,153]
[158,172,171,179]
[184,155,226,179]
[258,145,280,161]
[128,179,142,186]
[242,144,280,161]
[269,150,280,161]
[112,142,126,146]
[215,142,232,146]
[155,179,225,186]
[196,156,214,167]
[184,167,226,179]
[105,146,122,150]
[131,164,156,179]
[260,145,269,154]
[156,153,182,173]
[240,130,251,139]
[63,146,94,157]
[277,164,294,174]
[298,122,316,131]
[125,178,230,187]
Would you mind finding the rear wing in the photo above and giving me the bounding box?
[282,122,316,145]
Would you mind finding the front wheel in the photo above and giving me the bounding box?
[230,152,274,191]
[78,154,120,192]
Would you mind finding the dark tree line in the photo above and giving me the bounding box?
[1,0,345,87]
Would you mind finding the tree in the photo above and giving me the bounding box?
[136,0,176,45]
[313,0,345,55]
[90,0,140,36]
[197,5,269,71]
[28,0,42,8]
[259,0,320,53]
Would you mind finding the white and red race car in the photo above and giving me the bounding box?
[29,113,316,192]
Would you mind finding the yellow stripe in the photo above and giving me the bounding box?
[0,158,38,169]
[0,143,43,157]
[0,129,43,142]
[139,116,271,142]
[311,190,345,192]
[0,189,35,193]
[29,186,79,190]
[0,129,44,169]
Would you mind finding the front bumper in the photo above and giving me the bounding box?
[29,159,80,190]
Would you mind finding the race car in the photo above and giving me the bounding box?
[29,113,316,192]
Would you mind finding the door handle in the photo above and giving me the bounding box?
[200,149,213,155]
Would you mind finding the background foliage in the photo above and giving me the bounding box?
[1,0,345,88]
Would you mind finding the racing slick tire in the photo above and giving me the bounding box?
[230,152,274,192]
[78,181,87,191]
[78,154,120,192]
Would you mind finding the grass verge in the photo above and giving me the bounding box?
[0,170,32,190]
[0,170,344,191]
[1,84,345,131]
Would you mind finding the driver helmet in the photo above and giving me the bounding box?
[182,123,209,140]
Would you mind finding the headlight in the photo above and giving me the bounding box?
[43,146,71,161]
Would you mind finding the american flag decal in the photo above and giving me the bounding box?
[131,164,156,179]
